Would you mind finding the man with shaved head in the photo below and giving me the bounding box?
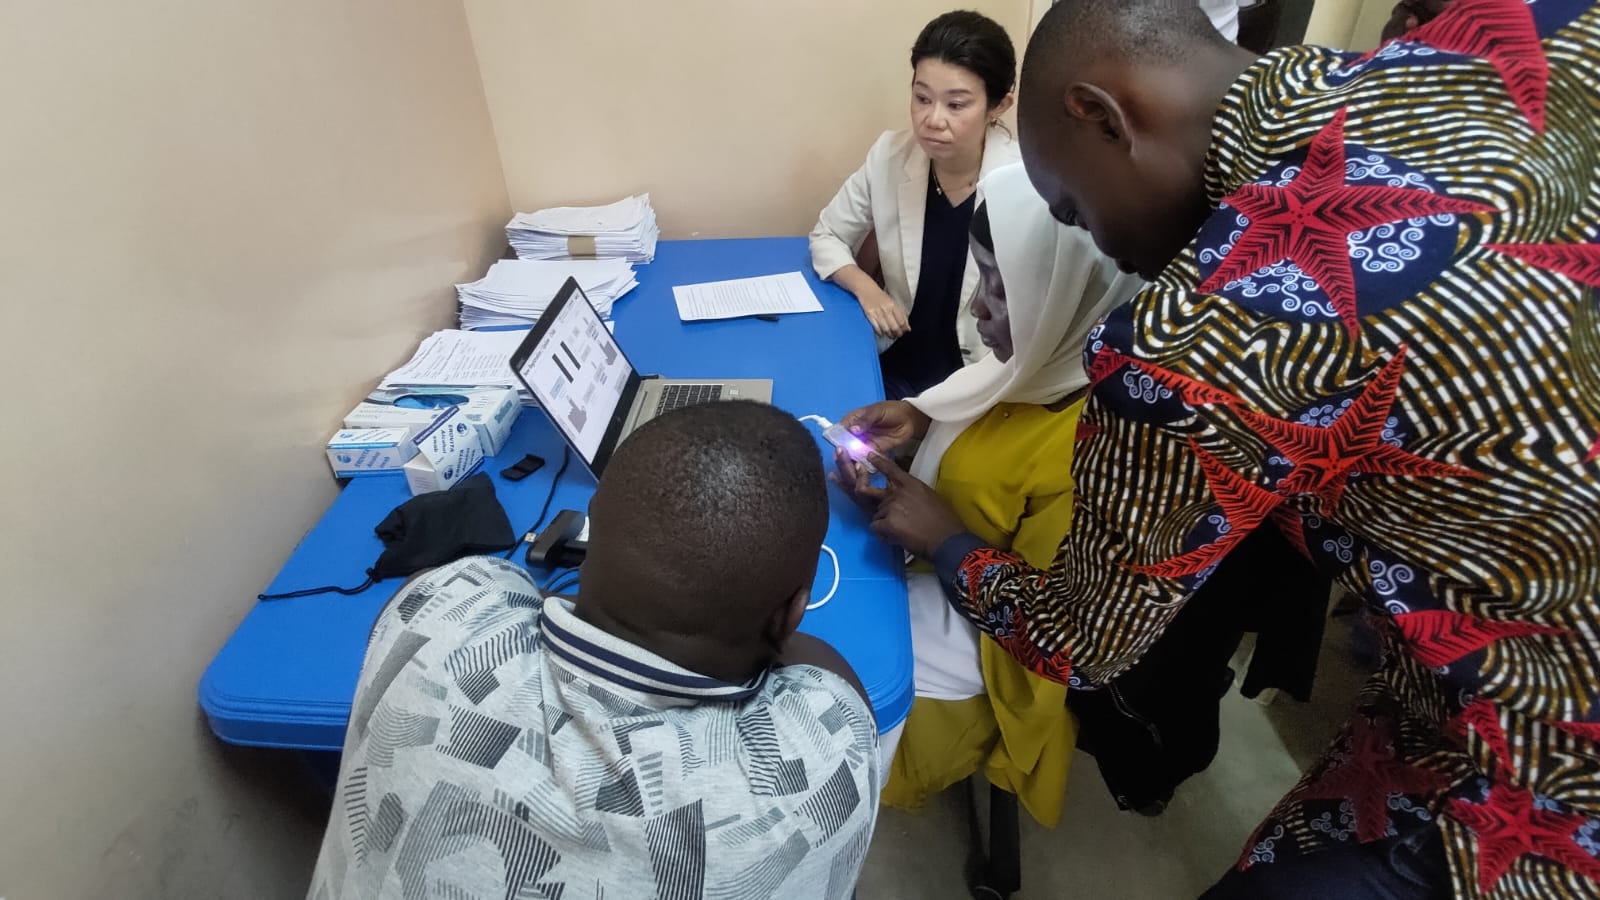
[855,0,1600,896]
[310,402,881,900]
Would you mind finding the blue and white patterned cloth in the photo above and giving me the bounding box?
[309,556,880,900]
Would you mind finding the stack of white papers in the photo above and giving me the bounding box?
[506,194,660,263]
[379,329,532,401]
[456,259,638,330]
[672,272,824,322]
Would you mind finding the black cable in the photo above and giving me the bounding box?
[505,446,572,559]
[259,569,379,601]
[546,570,581,596]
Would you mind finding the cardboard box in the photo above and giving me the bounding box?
[346,387,520,456]
[403,407,486,495]
[326,427,420,477]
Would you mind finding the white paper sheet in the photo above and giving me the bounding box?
[509,194,652,236]
[506,194,659,263]
[455,258,636,329]
[379,329,530,389]
[671,272,824,322]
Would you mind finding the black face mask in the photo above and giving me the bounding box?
[258,472,516,601]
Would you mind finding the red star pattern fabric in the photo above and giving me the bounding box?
[957,547,1078,681]
[1088,348,1243,408]
[1132,443,1283,578]
[1554,720,1600,743]
[1293,715,1450,843]
[957,546,1024,594]
[945,14,1600,896]
[1232,348,1479,515]
[1407,0,1551,133]
[1001,606,1073,683]
[1197,109,1492,335]
[1489,242,1600,288]
[1272,506,1312,559]
[1448,781,1600,893]
[1456,698,1515,768]
[1487,242,1600,468]
[1393,609,1567,668]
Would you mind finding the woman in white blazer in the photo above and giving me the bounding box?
[810,11,1020,400]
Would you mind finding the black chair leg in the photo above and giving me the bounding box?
[988,785,1022,894]
[966,780,1022,899]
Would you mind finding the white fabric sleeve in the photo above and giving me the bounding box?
[809,134,886,281]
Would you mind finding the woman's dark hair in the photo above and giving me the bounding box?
[970,202,994,252]
[910,10,1017,108]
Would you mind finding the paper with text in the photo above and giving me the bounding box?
[379,329,530,388]
[672,272,824,322]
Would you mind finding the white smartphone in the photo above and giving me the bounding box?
[822,423,879,474]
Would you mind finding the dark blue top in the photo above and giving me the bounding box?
[878,170,973,400]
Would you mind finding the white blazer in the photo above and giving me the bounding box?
[810,127,1021,361]
[1197,0,1241,42]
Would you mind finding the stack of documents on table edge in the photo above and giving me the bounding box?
[378,328,535,403]
[456,258,637,330]
[506,194,659,263]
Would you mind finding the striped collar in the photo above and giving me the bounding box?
[538,597,767,705]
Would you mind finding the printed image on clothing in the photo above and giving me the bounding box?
[310,557,881,900]
[949,3,1600,897]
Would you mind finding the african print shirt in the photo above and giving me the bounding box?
[933,2,1600,896]
[309,556,880,900]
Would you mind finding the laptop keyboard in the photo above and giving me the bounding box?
[653,383,723,415]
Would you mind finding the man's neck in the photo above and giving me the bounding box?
[573,595,767,685]
[1171,46,1261,175]
[1133,46,1261,276]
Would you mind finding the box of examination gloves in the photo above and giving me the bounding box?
[403,407,487,495]
[345,387,520,456]
[326,427,421,477]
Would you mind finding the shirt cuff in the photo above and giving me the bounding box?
[932,532,990,587]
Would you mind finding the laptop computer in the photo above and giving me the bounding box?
[509,277,773,477]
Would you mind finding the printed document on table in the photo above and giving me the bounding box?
[672,271,824,322]
[379,329,530,388]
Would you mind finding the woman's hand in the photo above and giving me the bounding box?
[1380,0,1452,41]
[864,453,967,559]
[838,400,930,456]
[831,448,888,514]
[857,285,912,339]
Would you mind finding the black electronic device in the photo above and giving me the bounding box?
[526,509,589,568]
[500,454,547,481]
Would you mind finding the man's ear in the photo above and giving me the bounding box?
[763,587,809,652]
[1064,82,1131,148]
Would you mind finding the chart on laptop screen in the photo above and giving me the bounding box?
[518,297,630,461]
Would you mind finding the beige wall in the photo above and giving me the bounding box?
[463,0,1030,239]
[0,1,508,897]
[1305,0,1394,49]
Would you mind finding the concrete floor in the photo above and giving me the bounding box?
[856,618,1373,900]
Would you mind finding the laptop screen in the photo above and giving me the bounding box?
[512,282,637,465]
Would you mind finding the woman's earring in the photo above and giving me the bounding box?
[990,118,1001,127]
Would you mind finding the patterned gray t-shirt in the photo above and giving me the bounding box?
[309,556,880,900]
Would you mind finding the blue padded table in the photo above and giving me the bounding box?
[200,237,911,750]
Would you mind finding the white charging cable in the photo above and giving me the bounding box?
[798,414,846,611]
[810,543,841,611]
